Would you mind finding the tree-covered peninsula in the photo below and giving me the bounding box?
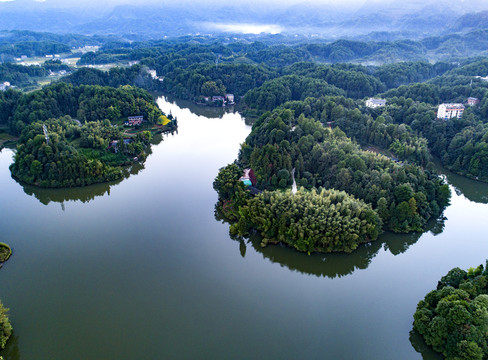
[0,243,12,352]
[214,107,450,253]
[5,83,176,188]
[413,262,488,360]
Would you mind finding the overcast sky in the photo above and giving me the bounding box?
[0,0,368,7]
[0,0,487,12]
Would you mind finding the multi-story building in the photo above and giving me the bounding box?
[437,103,465,120]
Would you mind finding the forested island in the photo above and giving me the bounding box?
[414,261,488,360]
[3,82,176,187]
[214,105,450,253]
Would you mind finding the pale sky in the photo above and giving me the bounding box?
[1,0,486,13]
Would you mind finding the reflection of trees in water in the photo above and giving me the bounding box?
[435,161,488,204]
[1,333,20,360]
[215,203,446,279]
[157,94,245,121]
[20,163,144,206]
[17,134,171,206]
[409,330,443,360]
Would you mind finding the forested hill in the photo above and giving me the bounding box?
[5,83,176,188]
[213,107,450,254]
[2,82,163,135]
[55,41,488,182]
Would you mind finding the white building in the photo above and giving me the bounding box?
[225,94,235,104]
[0,82,11,91]
[365,98,387,108]
[437,103,465,120]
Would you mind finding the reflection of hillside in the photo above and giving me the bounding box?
[247,232,383,278]
[22,179,116,206]
[0,333,20,360]
[157,93,243,120]
[409,330,443,360]
[20,156,148,206]
[17,133,169,206]
[434,159,488,204]
[217,203,446,278]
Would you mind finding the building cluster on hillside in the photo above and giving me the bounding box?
[365,98,386,108]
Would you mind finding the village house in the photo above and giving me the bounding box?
[147,69,157,79]
[212,96,225,102]
[437,103,465,120]
[365,98,387,108]
[467,97,480,106]
[125,116,144,126]
[239,168,261,195]
[225,94,235,104]
[474,76,488,82]
[0,82,11,91]
[109,139,134,152]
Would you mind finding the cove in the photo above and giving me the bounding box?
[0,95,487,359]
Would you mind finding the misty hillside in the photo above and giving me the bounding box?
[0,0,488,40]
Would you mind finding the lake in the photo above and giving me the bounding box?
[1,95,488,359]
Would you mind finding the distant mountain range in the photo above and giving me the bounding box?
[1,1,488,40]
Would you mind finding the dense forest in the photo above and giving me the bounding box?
[4,83,175,187]
[214,164,381,254]
[72,30,488,66]
[414,261,488,360]
[0,301,11,352]
[14,38,483,185]
[3,35,488,184]
[214,105,450,253]
[2,82,164,135]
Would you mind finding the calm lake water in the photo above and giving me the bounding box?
[1,95,488,359]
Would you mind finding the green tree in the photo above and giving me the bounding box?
[0,301,12,350]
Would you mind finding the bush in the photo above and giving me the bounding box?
[0,243,11,263]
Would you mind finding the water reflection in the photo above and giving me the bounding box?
[434,159,488,204]
[216,204,447,278]
[0,333,20,360]
[156,93,254,125]
[409,330,443,360]
[15,133,169,206]
[18,162,145,206]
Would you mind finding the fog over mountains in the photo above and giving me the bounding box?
[1,0,488,39]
